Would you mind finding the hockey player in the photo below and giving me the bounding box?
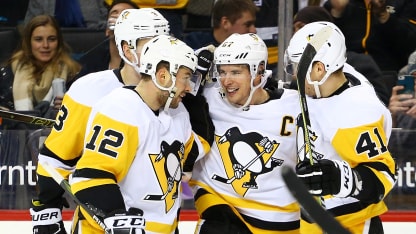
[30,8,170,234]
[188,33,301,233]
[70,34,207,233]
[285,21,397,234]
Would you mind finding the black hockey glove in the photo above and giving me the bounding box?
[296,159,361,197]
[188,45,215,95]
[34,101,51,117]
[195,45,215,80]
[30,197,69,234]
[104,207,146,234]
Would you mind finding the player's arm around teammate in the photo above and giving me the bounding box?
[70,35,209,234]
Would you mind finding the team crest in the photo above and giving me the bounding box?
[249,33,259,41]
[121,10,130,20]
[169,37,178,45]
[145,141,184,212]
[212,127,283,196]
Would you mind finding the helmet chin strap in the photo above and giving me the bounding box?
[306,68,332,99]
[149,72,177,112]
[120,48,141,77]
[238,70,270,111]
[216,67,271,111]
[164,87,177,112]
[313,82,322,98]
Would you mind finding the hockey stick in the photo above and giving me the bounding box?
[0,109,55,128]
[296,25,332,165]
[281,165,351,234]
[212,149,267,184]
[40,162,111,234]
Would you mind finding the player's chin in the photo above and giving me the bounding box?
[169,99,181,109]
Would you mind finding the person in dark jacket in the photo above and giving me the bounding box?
[288,5,391,106]
[183,0,257,50]
[324,0,416,73]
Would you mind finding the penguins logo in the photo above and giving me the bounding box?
[295,113,324,162]
[212,127,283,195]
[121,10,130,20]
[145,141,184,212]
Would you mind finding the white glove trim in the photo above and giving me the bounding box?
[333,160,354,198]
[104,214,145,231]
[296,168,323,195]
[30,207,62,226]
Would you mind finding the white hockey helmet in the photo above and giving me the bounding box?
[114,8,170,70]
[214,33,271,110]
[284,21,347,78]
[139,35,198,110]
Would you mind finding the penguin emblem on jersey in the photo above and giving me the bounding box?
[145,140,184,212]
[212,127,283,196]
[296,113,324,162]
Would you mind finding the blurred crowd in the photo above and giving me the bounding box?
[0,0,415,127]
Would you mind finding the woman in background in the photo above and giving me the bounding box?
[0,14,80,117]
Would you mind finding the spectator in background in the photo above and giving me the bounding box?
[70,0,139,83]
[323,0,416,73]
[389,58,416,130]
[290,5,390,106]
[24,0,108,30]
[105,0,188,39]
[388,52,416,165]
[0,15,80,118]
[183,0,257,50]
[184,0,214,31]
[293,5,333,32]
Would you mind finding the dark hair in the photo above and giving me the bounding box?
[294,6,333,24]
[106,0,139,13]
[212,0,258,29]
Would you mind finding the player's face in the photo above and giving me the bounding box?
[169,67,193,108]
[218,64,252,106]
[31,24,58,64]
[228,11,256,35]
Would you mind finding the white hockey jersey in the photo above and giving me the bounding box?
[71,86,207,234]
[190,85,302,233]
[37,69,124,177]
[297,71,396,233]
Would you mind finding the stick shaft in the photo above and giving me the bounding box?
[40,162,111,234]
[281,166,351,234]
[0,109,55,127]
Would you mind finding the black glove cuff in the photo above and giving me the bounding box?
[352,165,385,204]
